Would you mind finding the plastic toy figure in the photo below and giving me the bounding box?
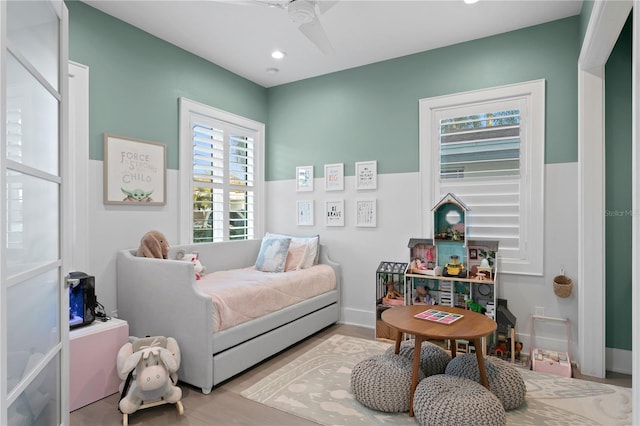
[443,255,466,278]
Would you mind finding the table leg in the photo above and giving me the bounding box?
[409,335,423,417]
[393,329,402,354]
[450,339,457,358]
[473,338,489,388]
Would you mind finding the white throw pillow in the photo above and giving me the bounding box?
[265,232,319,269]
[255,237,291,273]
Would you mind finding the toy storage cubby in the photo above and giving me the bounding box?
[375,261,408,339]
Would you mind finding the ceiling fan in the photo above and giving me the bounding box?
[231,0,337,55]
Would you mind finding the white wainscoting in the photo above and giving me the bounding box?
[82,160,630,373]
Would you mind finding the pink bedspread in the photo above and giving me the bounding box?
[197,264,337,332]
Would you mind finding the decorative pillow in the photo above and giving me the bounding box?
[284,241,308,272]
[300,235,320,268]
[255,237,291,272]
[266,232,319,269]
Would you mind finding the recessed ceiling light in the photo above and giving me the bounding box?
[464,0,479,4]
[266,68,279,75]
[271,50,286,60]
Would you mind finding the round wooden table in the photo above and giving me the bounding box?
[381,305,497,417]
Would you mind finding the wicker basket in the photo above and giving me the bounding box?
[553,275,573,298]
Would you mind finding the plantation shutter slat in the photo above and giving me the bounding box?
[437,105,524,261]
[191,119,255,242]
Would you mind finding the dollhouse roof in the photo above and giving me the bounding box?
[407,238,433,248]
[431,193,470,213]
[496,305,517,333]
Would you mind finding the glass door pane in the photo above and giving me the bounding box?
[6,270,60,394]
[6,0,59,91]
[5,171,59,277]
[6,51,59,176]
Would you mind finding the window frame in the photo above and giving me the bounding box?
[419,80,545,276]
[178,97,265,244]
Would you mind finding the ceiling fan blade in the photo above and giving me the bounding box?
[299,15,334,55]
[253,0,289,9]
[211,0,287,9]
[316,1,338,15]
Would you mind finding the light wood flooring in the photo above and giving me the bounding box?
[70,324,631,426]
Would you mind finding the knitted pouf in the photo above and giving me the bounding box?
[444,354,526,410]
[413,375,506,426]
[350,354,424,413]
[385,339,451,377]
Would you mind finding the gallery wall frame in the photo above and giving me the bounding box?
[355,160,377,190]
[355,198,377,227]
[296,165,314,192]
[296,200,314,226]
[325,199,345,227]
[324,163,344,191]
[104,134,166,205]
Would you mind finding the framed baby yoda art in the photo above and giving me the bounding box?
[104,134,167,205]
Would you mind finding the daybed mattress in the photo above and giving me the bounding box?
[197,264,337,332]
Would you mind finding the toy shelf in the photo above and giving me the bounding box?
[405,273,495,285]
[530,315,572,378]
[375,261,408,339]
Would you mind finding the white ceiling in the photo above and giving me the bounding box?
[82,0,584,88]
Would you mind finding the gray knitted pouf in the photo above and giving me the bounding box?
[413,375,506,426]
[444,354,526,410]
[385,339,451,377]
[350,353,424,413]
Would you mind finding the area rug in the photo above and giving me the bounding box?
[241,334,632,425]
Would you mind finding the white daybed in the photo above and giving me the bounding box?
[116,237,340,394]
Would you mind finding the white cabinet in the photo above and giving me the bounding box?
[69,318,129,411]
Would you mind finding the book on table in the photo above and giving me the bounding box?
[414,308,464,324]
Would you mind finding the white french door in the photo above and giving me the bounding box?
[1,1,69,425]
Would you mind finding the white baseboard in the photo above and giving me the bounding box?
[341,307,374,329]
[606,347,632,375]
[341,309,632,376]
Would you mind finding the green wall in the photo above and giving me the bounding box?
[66,1,268,170]
[266,17,580,181]
[69,1,580,177]
[605,15,632,351]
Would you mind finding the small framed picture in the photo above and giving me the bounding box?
[104,134,166,205]
[296,165,314,192]
[296,200,314,226]
[469,248,478,259]
[355,160,377,190]
[325,199,345,227]
[324,163,344,191]
[355,198,377,227]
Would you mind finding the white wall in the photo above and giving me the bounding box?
[86,159,632,371]
[86,160,180,318]
[267,164,582,361]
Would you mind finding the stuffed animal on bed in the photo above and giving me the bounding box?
[116,336,182,415]
[136,230,169,259]
[176,251,206,280]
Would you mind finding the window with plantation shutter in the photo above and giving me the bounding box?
[420,80,545,275]
[179,98,264,244]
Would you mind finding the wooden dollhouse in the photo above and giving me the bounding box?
[375,193,501,340]
[406,193,499,313]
